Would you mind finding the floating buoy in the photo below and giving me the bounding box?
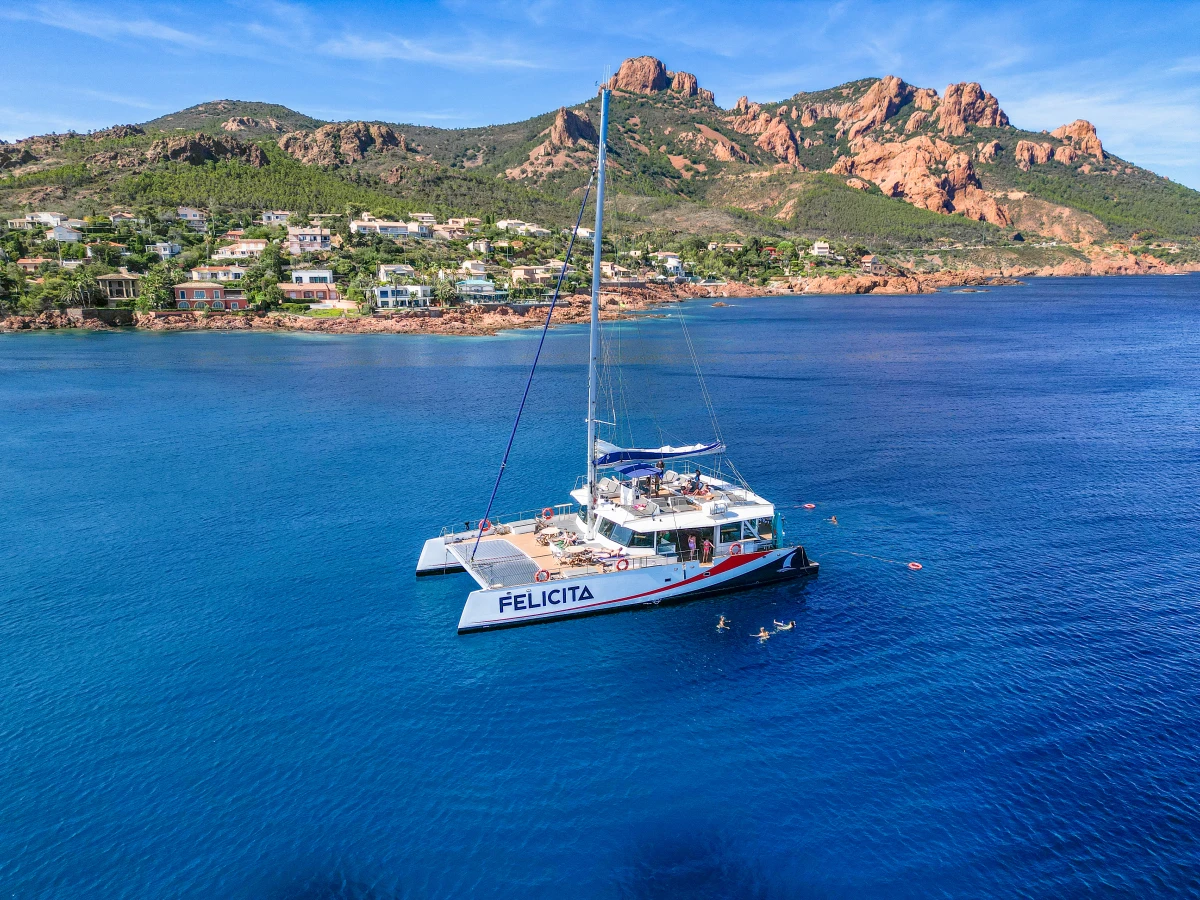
[908,562,923,571]
[803,503,816,510]
[535,568,551,582]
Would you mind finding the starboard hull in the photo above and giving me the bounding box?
[456,546,817,633]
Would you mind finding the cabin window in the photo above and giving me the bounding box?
[596,518,616,539]
[655,530,678,554]
[720,523,743,543]
[747,518,772,539]
[626,530,654,549]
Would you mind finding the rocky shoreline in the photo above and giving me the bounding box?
[3,264,1195,337]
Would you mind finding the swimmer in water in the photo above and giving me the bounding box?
[754,627,771,641]
[716,616,730,631]
[773,620,795,631]
[829,515,838,525]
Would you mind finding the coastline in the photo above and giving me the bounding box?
[3,263,1196,337]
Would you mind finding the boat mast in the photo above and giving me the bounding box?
[585,87,610,533]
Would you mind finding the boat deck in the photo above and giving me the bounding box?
[444,522,690,589]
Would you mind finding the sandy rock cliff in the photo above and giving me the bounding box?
[146,132,268,167]
[278,122,406,165]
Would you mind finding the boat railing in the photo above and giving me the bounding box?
[438,502,578,541]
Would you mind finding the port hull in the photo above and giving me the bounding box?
[456,546,816,633]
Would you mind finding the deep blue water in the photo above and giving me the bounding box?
[2,276,1200,898]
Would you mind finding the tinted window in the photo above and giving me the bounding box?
[597,518,616,539]
[627,530,654,548]
[720,523,743,543]
[656,530,678,553]
[610,523,634,546]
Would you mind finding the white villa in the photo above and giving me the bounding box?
[378,263,417,281]
[190,265,249,282]
[262,210,292,224]
[810,241,832,257]
[374,284,433,309]
[149,241,182,260]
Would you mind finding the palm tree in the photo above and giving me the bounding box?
[62,271,100,307]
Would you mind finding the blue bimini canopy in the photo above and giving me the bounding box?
[594,439,726,467]
[616,463,663,479]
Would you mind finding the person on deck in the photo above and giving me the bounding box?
[702,538,713,564]
[687,534,698,561]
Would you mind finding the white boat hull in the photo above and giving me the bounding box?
[456,546,817,633]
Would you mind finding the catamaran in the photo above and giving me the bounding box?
[416,87,818,633]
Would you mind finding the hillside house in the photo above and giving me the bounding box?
[46,225,83,242]
[378,263,417,281]
[108,212,137,226]
[460,260,488,276]
[467,239,492,255]
[290,268,334,284]
[85,241,129,258]
[176,207,207,230]
[509,265,549,284]
[351,215,409,239]
[432,224,467,240]
[455,278,507,303]
[651,251,683,275]
[262,210,292,224]
[810,241,831,257]
[373,284,433,309]
[278,279,349,308]
[7,212,67,230]
[516,223,551,237]
[447,217,481,228]
[16,257,51,274]
[286,226,331,255]
[97,269,140,303]
[149,241,182,260]
[412,213,437,226]
[495,219,525,232]
[860,254,888,275]
[190,265,248,282]
[174,281,249,310]
[564,227,595,241]
[214,239,268,259]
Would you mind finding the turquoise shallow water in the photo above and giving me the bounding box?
[2,276,1200,898]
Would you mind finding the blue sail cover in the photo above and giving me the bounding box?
[594,439,725,467]
[616,463,663,479]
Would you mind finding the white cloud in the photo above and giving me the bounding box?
[322,33,543,70]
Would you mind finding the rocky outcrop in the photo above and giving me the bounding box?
[936,82,1009,136]
[608,56,670,93]
[840,75,912,141]
[0,143,35,169]
[1051,119,1104,158]
[692,124,749,162]
[754,117,800,165]
[1053,145,1078,164]
[146,132,268,167]
[1014,140,1055,170]
[977,139,1002,162]
[912,88,938,110]
[222,116,286,133]
[548,107,597,148]
[735,96,751,113]
[92,124,144,141]
[831,135,1010,225]
[904,111,930,133]
[278,122,406,165]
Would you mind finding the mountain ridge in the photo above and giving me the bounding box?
[3,56,1198,259]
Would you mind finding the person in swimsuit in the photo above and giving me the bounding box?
[754,627,771,641]
[717,615,730,631]
[773,620,795,631]
[702,538,713,564]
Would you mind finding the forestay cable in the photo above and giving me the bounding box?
[470,172,596,561]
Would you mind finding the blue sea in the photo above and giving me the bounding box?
[2,276,1199,898]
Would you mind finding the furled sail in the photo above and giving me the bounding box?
[593,439,725,467]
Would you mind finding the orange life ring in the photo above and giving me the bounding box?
[535,568,551,582]
[908,561,923,571]
[542,507,555,521]
[803,503,816,510]
[730,543,743,556]
[480,519,493,533]
[616,557,629,571]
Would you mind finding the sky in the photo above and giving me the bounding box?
[3,0,1199,188]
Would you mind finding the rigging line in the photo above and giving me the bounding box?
[677,310,723,443]
[470,172,596,561]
